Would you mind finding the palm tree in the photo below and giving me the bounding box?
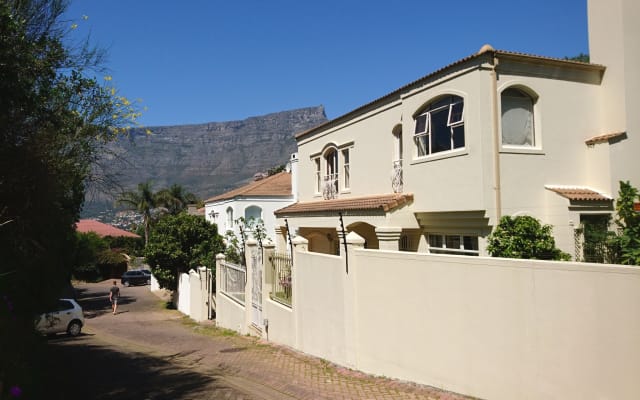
[116,181,158,246]
[156,184,198,215]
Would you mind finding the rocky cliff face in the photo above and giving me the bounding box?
[84,106,327,219]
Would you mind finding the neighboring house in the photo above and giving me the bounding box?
[204,158,297,243]
[76,219,141,238]
[275,0,639,260]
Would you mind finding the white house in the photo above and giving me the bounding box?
[205,155,298,243]
[275,0,639,261]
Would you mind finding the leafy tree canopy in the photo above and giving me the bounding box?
[144,213,224,290]
[0,0,141,395]
[487,215,570,260]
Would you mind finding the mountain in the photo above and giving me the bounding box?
[82,106,327,221]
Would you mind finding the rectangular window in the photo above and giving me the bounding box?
[314,158,321,193]
[428,234,478,256]
[414,113,429,157]
[342,149,350,190]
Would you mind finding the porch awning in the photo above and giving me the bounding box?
[545,186,612,202]
[274,193,413,217]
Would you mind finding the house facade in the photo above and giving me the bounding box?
[275,0,639,259]
[205,161,297,243]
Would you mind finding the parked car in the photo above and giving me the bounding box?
[35,299,84,337]
[121,270,149,286]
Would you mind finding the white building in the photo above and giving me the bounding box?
[205,155,298,243]
[275,0,639,260]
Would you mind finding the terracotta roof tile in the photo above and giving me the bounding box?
[545,186,612,202]
[205,172,292,203]
[585,131,626,145]
[76,219,141,238]
[275,193,414,216]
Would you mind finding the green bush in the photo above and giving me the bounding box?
[487,215,570,260]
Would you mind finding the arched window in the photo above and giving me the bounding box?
[226,207,234,229]
[244,205,262,222]
[323,148,339,199]
[501,88,535,146]
[414,95,465,157]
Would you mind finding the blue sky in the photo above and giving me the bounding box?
[64,1,589,127]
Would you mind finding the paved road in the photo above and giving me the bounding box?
[42,282,473,400]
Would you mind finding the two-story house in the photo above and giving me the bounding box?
[205,164,297,244]
[275,0,639,259]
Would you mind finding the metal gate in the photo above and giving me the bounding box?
[251,246,263,330]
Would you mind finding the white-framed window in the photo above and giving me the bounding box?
[314,157,321,194]
[342,148,350,190]
[501,88,535,147]
[226,207,234,229]
[323,148,339,199]
[414,95,465,157]
[428,234,478,256]
[244,205,262,222]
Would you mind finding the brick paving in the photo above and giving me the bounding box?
[73,282,477,400]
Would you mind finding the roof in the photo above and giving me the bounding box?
[585,131,626,145]
[204,171,292,203]
[296,47,605,141]
[545,186,612,202]
[76,219,141,238]
[275,193,414,216]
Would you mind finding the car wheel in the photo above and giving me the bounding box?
[67,320,82,337]
[124,280,130,287]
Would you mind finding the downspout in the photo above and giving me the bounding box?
[489,53,503,221]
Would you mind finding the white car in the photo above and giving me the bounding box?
[35,298,84,336]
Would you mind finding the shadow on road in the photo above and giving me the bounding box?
[41,337,227,400]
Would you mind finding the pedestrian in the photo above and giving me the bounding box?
[109,280,120,315]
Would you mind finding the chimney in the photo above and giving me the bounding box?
[290,152,299,202]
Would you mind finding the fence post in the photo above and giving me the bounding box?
[215,253,225,303]
[291,235,308,349]
[375,226,403,251]
[262,239,275,320]
[344,231,365,368]
[245,239,257,332]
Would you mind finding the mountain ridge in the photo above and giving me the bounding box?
[83,106,328,221]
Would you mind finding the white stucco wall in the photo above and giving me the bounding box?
[205,196,294,241]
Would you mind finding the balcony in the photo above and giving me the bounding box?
[323,173,338,200]
[392,160,403,193]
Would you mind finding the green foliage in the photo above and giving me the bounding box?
[487,215,571,260]
[116,181,158,246]
[564,53,590,63]
[267,164,286,176]
[155,184,198,215]
[106,235,144,256]
[613,181,640,265]
[144,213,224,290]
[0,0,140,396]
[578,215,620,264]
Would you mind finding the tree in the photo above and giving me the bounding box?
[613,181,640,265]
[564,53,590,63]
[116,181,158,246]
[487,215,571,260]
[0,0,140,396]
[143,213,224,291]
[156,184,198,215]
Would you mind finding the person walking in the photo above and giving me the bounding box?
[109,280,120,315]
